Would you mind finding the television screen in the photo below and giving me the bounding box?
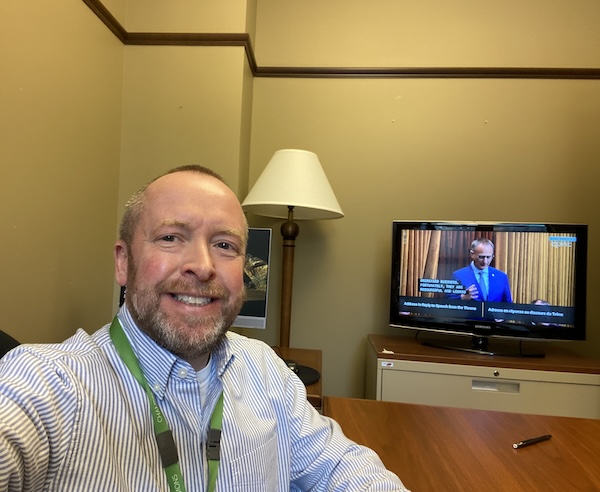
[233,228,272,329]
[389,221,588,352]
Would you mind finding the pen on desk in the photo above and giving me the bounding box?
[512,434,552,449]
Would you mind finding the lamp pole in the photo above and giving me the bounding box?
[279,206,299,348]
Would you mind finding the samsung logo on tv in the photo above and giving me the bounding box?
[474,324,492,330]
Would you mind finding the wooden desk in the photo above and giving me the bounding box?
[273,346,322,408]
[324,396,600,491]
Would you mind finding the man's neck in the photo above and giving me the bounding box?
[188,352,210,372]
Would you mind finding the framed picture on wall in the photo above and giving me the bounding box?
[233,228,272,329]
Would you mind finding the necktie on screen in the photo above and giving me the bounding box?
[479,271,488,300]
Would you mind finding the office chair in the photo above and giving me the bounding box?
[0,330,20,357]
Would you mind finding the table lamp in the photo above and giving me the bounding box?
[242,149,344,383]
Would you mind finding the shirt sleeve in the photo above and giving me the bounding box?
[0,348,78,492]
[284,367,409,491]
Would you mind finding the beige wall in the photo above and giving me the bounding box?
[123,0,250,33]
[249,0,600,398]
[248,77,600,398]
[101,0,257,42]
[256,0,600,68]
[118,45,251,201]
[1,0,123,343]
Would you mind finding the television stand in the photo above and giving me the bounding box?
[366,333,600,418]
[418,334,545,358]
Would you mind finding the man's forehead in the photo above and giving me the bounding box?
[148,171,223,196]
[139,172,246,234]
[473,244,493,253]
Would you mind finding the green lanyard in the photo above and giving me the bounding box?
[110,317,223,492]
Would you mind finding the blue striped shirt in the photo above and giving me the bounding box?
[0,306,408,491]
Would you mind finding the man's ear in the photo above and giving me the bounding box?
[114,241,129,287]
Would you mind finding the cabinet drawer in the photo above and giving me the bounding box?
[378,361,600,419]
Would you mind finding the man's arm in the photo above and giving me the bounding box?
[502,272,513,303]
[0,398,49,491]
[294,414,409,491]
[450,268,480,301]
[286,379,409,491]
[0,349,78,491]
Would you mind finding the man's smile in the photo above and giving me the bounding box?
[170,293,214,307]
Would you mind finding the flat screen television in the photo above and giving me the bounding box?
[389,221,588,356]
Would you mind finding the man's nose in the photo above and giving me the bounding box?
[181,242,216,280]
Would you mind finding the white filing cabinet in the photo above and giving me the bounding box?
[366,334,600,419]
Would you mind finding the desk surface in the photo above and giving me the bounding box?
[324,397,600,491]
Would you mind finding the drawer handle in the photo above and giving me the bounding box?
[472,379,520,394]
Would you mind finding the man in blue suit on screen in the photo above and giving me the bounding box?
[452,238,513,302]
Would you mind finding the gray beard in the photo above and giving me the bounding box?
[126,281,244,362]
[134,302,229,360]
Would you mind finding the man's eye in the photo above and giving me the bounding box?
[160,235,177,242]
[215,241,239,253]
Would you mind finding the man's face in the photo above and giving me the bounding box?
[114,172,247,364]
[470,243,494,270]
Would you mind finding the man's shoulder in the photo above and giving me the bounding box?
[218,332,299,399]
[224,331,278,358]
[221,332,286,372]
[453,266,472,277]
[1,327,112,377]
[489,267,508,278]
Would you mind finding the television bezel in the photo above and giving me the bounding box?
[389,220,588,345]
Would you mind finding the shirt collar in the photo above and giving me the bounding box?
[470,262,488,276]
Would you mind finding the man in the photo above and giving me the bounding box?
[452,238,512,303]
[0,165,408,491]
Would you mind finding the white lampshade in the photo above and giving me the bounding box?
[242,149,344,220]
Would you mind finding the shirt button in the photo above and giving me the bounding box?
[153,383,161,392]
[178,368,188,379]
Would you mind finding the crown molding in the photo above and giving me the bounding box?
[83,0,600,80]
[84,0,127,43]
[254,65,600,79]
